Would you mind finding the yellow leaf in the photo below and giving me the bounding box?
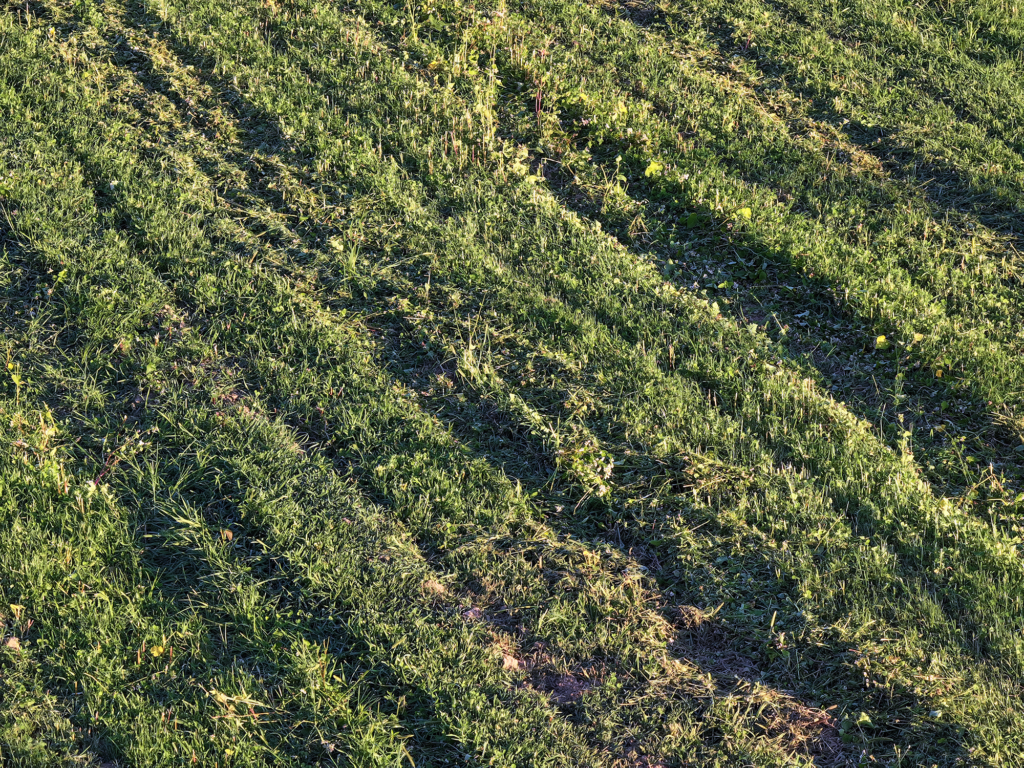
[644,160,665,178]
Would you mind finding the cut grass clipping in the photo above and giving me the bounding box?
[2,0,1024,765]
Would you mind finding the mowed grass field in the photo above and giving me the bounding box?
[1,0,1023,764]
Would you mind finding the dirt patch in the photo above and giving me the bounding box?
[675,604,709,631]
[745,685,844,764]
[501,652,523,671]
[671,605,761,682]
[421,579,446,596]
[484,627,536,675]
[466,598,529,637]
[618,743,670,768]
[534,671,594,705]
[671,607,847,764]
[524,651,604,706]
[607,0,665,27]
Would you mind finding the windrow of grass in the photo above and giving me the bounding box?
[2,0,1023,766]
[648,0,1024,203]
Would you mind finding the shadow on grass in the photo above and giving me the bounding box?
[387,0,1024,495]
[532,144,1023,494]
[839,118,1024,238]
[671,7,1024,228]
[0,245,473,765]
[365,296,971,767]
[127,444,473,766]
